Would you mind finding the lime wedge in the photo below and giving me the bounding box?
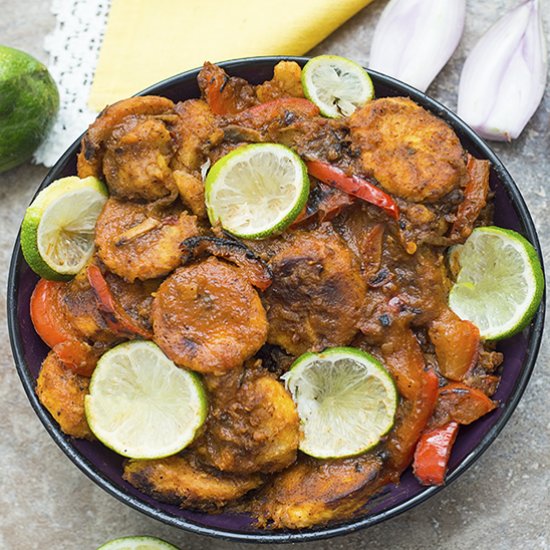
[301,55,374,118]
[85,341,207,459]
[448,226,544,340]
[282,347,398,459]
[205,143,309,239]
[97,536,179,550]
[21,176,108,280]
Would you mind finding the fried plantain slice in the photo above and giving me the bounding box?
[350,97,466,203]
[123,453,263,510]
[193,362,299,474]
[102,116,178,202]
[78,96,174,174]
[253,453,383,528]
[264,225,366,355]
[152,257,268,374]
[36,351,93,439]
[95,198,198,282]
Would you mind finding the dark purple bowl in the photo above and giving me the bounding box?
[7,56,546,543]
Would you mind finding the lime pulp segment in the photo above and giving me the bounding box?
[205,143,309,239]
[283,347,398,459]
[448,226,544,340]
[37,188,106,273]
[85,341,207,459]
[302,55,374,118]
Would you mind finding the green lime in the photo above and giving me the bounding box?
[85,341,207,459]
[0,45,59,173]
[21,176,108,280]
[205,143,310,239]
[301,55,374,118]
[97,536,180,550]
[282,347,398,459]
[448,226,544,340]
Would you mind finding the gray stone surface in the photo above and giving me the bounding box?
[0,0,548,548]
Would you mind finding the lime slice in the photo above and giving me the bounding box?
[21,176,108,280]
[301,55,374,118]
[282,347,398,459]
[85,341,207,459]
[448,226,544,340]
[97,536,179,550]
[205,143,309,239]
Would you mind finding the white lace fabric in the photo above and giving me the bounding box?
[33,0,111,167]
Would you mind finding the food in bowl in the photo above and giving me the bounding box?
[23,56,543,529]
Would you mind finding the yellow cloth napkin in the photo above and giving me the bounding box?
[89,0,374,111]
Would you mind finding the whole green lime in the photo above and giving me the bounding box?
[0,45,59,173]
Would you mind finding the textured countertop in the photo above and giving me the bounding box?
[1,1,549,548]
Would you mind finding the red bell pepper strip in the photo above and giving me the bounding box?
[413,421,459,486]
[450,155,490,240]
[203,70,233,115]
[434,383,497,426]
[53,340,98,377]
[306,160,400,220]
[87,265,152,339]
[290,182,355,228]
[31,279,100,375]
[30,279,78,348]
[386,368,440,475]
[382,321,440,474]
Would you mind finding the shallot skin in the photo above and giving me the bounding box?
[458,0,547,142]
[369,0,466,93]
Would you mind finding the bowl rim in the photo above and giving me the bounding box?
[7,55,546,544]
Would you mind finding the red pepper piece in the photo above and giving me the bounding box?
[306,160,400,220]
[382,321,440,474]
[291,182,355,228]
[413,421,460,486]
[434,383,497,426]
[87,265,152,339]
[53,340,98,377]
[204,70,233,115]
[450,155,490,240]
[386,367,440,475]
[30,279,78,348]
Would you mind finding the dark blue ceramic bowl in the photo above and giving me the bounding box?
[7,57,546,543]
